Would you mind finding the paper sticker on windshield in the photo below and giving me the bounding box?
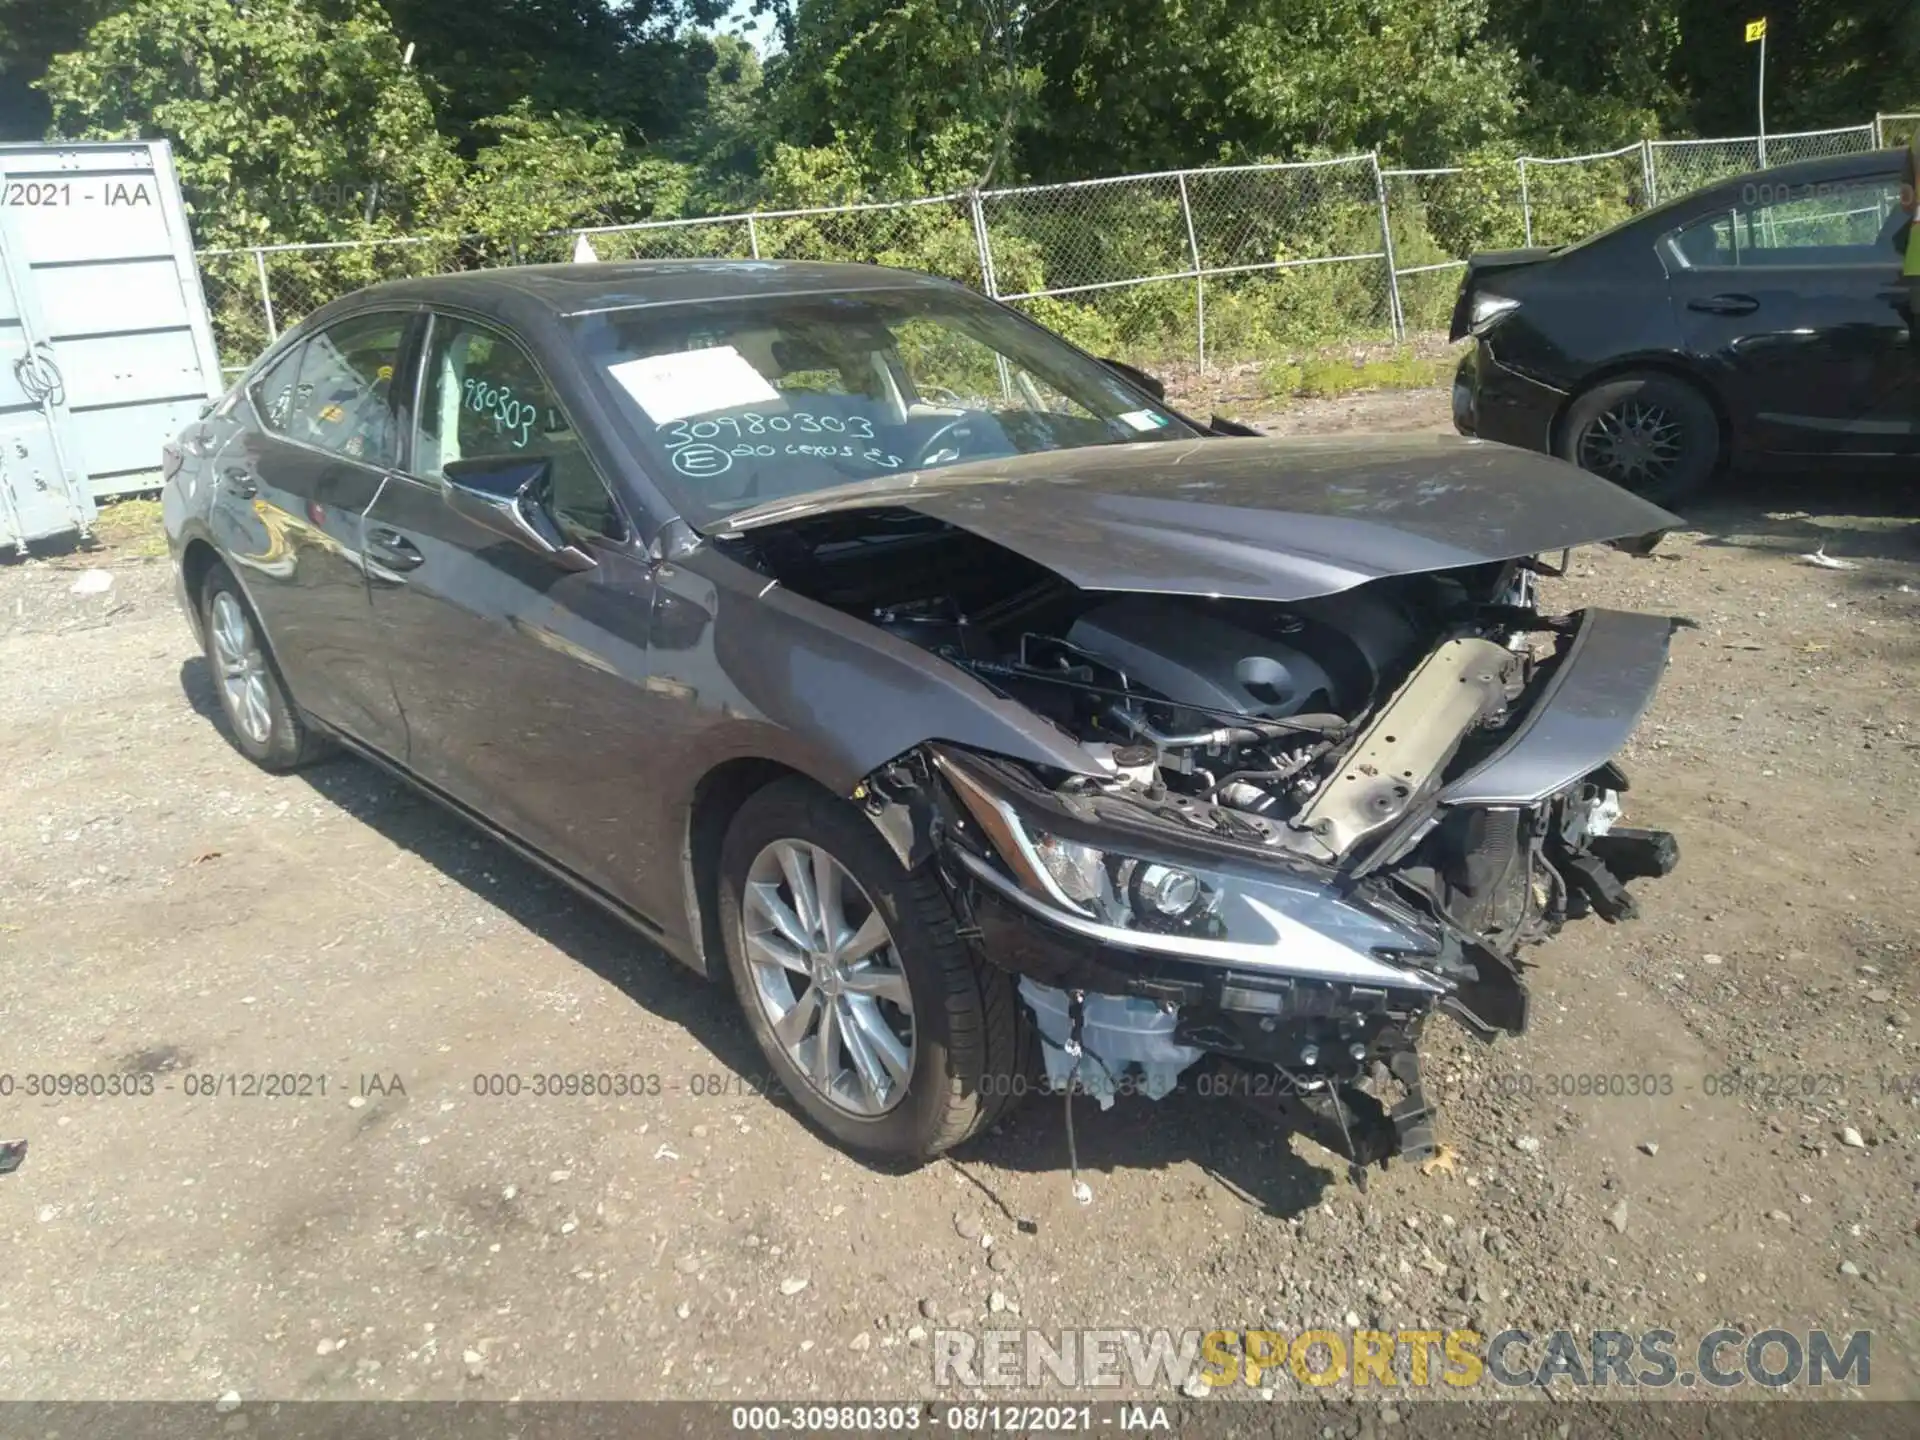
[1119,409,1170,432]
[607,346,778,424]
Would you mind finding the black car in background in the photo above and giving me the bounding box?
[164,260,1682,1171]
[1452,150,1914,502]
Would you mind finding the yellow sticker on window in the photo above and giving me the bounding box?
[319,403,344,423]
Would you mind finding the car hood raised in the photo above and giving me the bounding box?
[715,433,1679,603]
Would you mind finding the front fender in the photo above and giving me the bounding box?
[662,544,1100,797]
[635,543,1101,961]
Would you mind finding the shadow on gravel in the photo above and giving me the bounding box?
[181,653,221,722]
[1677,468,1920,571]
[959,1086,1341,1220]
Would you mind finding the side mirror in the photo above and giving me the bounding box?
[442,455,596,572]
[1099,357,1166,402]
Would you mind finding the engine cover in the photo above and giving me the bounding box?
[1068,597,1336,718]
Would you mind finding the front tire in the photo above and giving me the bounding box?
[199,562,329,772]
[1559,372,1719,505]
[717,777,1027,1160]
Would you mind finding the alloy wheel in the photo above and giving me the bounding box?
[742,839,916,1116]
[209,589,272,746]
[1577,399,1683,492]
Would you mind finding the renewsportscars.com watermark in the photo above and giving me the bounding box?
[934,1327,1871,1390]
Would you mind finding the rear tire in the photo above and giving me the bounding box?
[717,777,1027,1160]
[198,562,330,772]
[1558,372,1719,505]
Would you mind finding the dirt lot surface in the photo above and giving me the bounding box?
[2,388,1917,1415]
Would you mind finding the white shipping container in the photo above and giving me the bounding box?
[0,140,223,549]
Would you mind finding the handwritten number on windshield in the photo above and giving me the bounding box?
[661,412,877,447]
[659,416,901,474]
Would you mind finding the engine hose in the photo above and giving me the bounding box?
[1208,749,1326,799]
[1106,705,1262,750]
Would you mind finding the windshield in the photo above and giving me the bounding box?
[571,285,1197,526]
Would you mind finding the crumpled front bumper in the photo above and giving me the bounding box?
[926,606,1683,1173]
[947,854,1447,1171]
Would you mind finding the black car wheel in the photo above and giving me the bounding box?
[199,561,330,772]
[1560,373,1719,505]
[717,777,1029,1160]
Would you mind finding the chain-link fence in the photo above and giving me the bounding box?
[198,115,1914,379]
[1381,163,1528,332]
[575,195,987,285]
[1649,124,1879,204]
[980,156,1395,367]
[1878,112,1920,149]
[201,234,494,374]
[1516,144,1652,247]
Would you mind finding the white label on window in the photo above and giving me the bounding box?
[607,345,779,424]
[1119,409,1170,432]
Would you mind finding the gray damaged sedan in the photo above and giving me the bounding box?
[163,260,1681,1176]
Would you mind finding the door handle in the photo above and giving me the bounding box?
[366,527,424,572]
[220,465,258,498]
[1686,293,1759,316]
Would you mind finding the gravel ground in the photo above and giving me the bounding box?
[1,389,1917,1415]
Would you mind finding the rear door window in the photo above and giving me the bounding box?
[252,312,408,465]
[1668,175,1904,269]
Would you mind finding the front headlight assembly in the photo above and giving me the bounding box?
[934,751,1446,994]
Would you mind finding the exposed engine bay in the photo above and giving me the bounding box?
[732,506,1682,1180]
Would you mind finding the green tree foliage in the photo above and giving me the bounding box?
[1017,0,1521,174]
[1666,0,1920,136]
[1489,0,1681,146]
[40,0,462,246]
[761,0,1522,181]
[0,0,118,137]
[19,0,1919,244]
[765,0,1044,185]
[680,34,770,207]
[452,101,694,253]
[378,0,729,155]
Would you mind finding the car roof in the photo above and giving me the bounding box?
[1703,146,1905,190]
[347,259,966,320]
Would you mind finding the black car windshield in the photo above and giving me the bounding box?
[570,285,1197,526]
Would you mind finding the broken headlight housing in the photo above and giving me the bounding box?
[1030,832,1219,935]
[934,750,1446,990]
